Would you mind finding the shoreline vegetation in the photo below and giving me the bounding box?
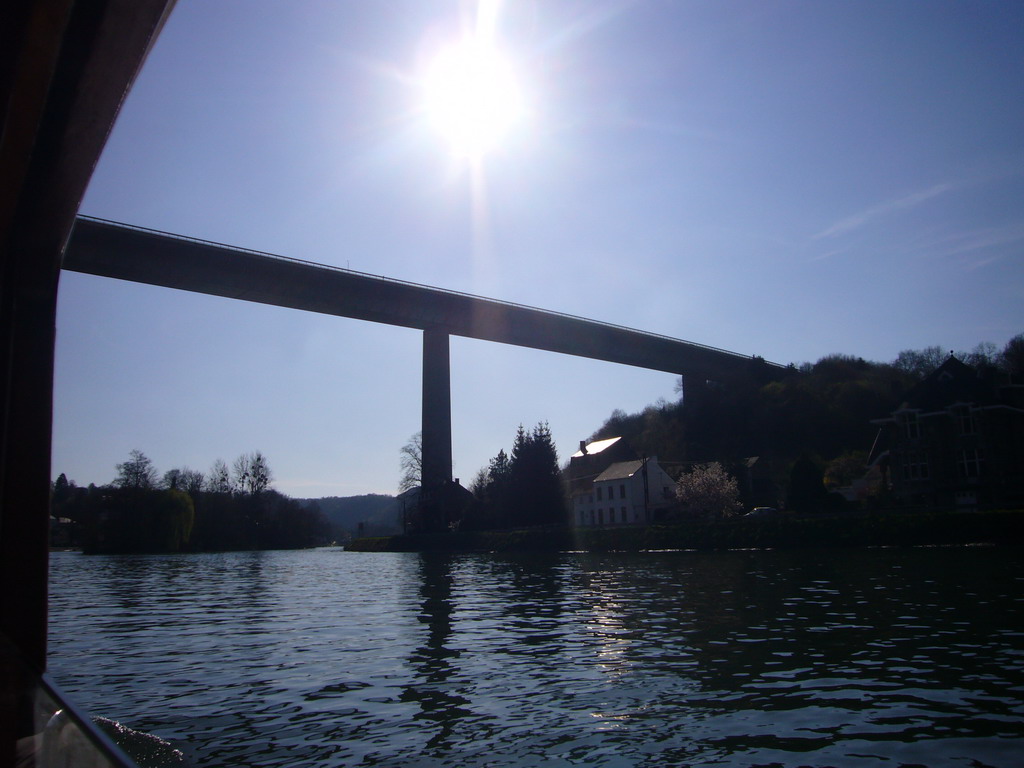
[346,508,1024,553]
[52,339,1024,555]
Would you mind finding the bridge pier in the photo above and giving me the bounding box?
[420,330,452,531]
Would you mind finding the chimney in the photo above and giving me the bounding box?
[579,440,588,455]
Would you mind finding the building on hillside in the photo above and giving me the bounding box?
[573,456,677,527]
[871,355,1024,509]
[568,436,639,497]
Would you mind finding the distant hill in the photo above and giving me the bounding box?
[297,494,401,538]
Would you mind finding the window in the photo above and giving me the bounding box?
[958,409,977,436]
[902,451,929,481]
[903,413,920,440]
[959,449,984,478]
[597,486,602,501]
[619,484,626,499]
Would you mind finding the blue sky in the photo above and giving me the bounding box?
[54,0,1024,497]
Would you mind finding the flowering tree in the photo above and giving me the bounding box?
[675,462,741,520]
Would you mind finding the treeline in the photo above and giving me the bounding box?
[296,494,401,538]
[402,422,565,533]
[590,335,1024,509]
[464,422,566,530]
[52,450,330,554]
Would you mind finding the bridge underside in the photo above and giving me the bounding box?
[62,218,782,529]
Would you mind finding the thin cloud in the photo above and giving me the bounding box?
[808,248,847,263]
[812,183,954,240]
[934,225,1024,259]
[934,225,1024,271]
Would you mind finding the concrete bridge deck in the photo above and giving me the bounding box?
[62,216,783,506]
[63,217,780,381]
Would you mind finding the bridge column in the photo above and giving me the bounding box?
[421,329,452,498]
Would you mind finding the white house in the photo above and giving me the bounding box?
[573,456,677,527]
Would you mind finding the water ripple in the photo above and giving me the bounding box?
[48,546,1024,767]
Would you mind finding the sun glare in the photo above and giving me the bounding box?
[421,37,525,160]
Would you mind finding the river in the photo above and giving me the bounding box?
[47,546,1024,767]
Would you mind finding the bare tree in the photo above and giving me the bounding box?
[115,449,158,490]
[162,468,183,490]
[179,468,205,496]
[233,451,273,495]
[892,346,945,379]
[1000,334,1024,378]
[398,432,422,493]
[960,341,999,369]
[206,459,232,494]
[165,466,204,495]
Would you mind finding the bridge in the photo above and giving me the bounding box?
[63,216,782,520]
[0,0,775,717]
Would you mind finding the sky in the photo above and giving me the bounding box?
[54,0,1024,498]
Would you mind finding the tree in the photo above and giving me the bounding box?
[675,462,741,520]
[465,423,565,531]
[52,473,72,504]
[786,455,828,513]
[398,432,422,492]
[162,468,183,490]
[824,451,867,490]
[206,459,232,494]
[508,422,565,527]
[152,489,195,551]
[233,451,272,495]
[164,467,204,496]
[115,449,158,490]
[1001,334,1024,379]
[960,341,999,369]
[892,346,945,379]
[468,467,489,499]
[179,468,205,496]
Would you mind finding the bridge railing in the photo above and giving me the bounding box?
[74,216,783,369]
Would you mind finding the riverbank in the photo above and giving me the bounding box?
[347,507,1024,553]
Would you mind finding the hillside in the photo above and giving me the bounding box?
[297,494,401,538]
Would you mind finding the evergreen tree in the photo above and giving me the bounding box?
[52,473,71,505]
[478,448,512,528]
[508,422,565,527]
[468,423,566,530]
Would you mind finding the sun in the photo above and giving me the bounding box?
[421,36,526,160]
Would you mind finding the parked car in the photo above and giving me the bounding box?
[744,506,778,518]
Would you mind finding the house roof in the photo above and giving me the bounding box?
[571,436,622,458]
[595,460,647,482]
[899,356,998,412]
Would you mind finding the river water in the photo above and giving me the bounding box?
[48,546,1024,767]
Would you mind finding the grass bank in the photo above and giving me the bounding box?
[346,508,1024,553]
